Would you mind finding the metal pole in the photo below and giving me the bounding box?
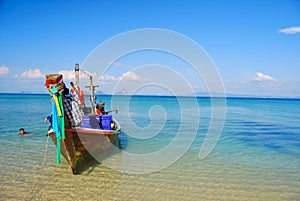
[85,75,98,114]
[90,75,95,113]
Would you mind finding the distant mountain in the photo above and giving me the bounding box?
[195,91,300,99]
[115,89,129,95]
[95,90,106,95]
[194,92,210,97]
[19,90,48,94]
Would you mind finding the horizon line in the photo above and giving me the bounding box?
[1,92,299,100]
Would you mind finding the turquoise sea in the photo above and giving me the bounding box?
[0,93,299,200]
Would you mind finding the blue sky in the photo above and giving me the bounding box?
[0,0,300,97]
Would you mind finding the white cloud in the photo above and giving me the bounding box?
[119,71,139,80]
[278,26,300,34]
[0,65,9,77]
[99,71,139,82]
[253,72,275,81]
[58,70,98,81]
[58,70,74,80]
[99,74,119,81]
[21,69,44,78]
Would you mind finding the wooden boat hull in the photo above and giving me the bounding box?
[49,121,121,174]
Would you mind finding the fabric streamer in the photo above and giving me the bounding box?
[50,85,65,164]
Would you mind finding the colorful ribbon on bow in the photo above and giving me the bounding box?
[48,82,65,164]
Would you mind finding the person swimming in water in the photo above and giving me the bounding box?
[19,128,30,135]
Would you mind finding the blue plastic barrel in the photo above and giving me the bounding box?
[81,116,100,129]
[81,116,91,128]
[96,115,101,123]
[96,115,102,129]
[102,115,112,130]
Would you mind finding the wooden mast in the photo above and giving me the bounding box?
[75,63,98,114]
[75,63,79,86]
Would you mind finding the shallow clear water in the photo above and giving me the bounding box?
[0,94,299,200]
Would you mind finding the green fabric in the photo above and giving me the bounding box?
[49,85,65,164]
[58,91,65,139]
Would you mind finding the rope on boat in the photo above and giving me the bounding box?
[25,134,50,200]
[42,135,50,169]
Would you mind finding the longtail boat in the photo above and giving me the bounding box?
[45,64,122,174]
